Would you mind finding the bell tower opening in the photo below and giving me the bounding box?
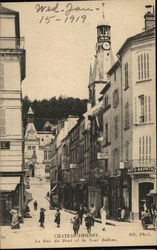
[26,107,34,123]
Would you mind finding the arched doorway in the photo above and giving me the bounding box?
[29,164,35,177]
[139,182,153,219]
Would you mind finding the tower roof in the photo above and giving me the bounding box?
[0,4,18,15]
[27,107,34,115]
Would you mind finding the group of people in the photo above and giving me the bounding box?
[9,201,107,234]
[117,207,126,221]
[71,203,107,235]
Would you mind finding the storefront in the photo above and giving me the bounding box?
[0,176,24,225]
[129,164,156,220]
[109,172,131,219]
[88,186,102,217]
[130,174,155,220]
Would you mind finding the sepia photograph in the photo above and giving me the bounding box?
[0,0,156,248]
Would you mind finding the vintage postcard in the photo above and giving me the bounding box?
[0,0,156,249]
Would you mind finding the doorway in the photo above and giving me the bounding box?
[139,182,153,219]
[29,164,35,177]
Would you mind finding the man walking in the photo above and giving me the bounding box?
[39,208,45,228]
[89,203,96,226]
[33,200,38,211]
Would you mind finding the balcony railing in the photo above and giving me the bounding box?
[0,37,25,49]
[127,159,156,174]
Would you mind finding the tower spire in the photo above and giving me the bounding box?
[26,106,34,123]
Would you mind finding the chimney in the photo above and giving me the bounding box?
[144,5,155,30]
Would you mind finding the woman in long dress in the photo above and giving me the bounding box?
[100,205,107,231]
[10,208,20,229]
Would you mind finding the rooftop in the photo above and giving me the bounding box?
[0,4,18,15]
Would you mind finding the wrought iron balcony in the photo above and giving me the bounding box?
[0,37,25,49]
[127,159,156,174]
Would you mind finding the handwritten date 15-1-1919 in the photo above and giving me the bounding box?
[39,15,87,24]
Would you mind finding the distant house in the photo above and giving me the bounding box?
[24,107,54,180]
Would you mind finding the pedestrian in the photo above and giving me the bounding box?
[72,213,80,235]
[117,207,121,221]
[10,207,20,229]
[100,205,107,231]
[78,204,84,225]
[39,208,45,228]
[121,208,126,221]
[54,209,60,227]
[85,213,93,234]
[33,200,38,211]
[89,203,96,226]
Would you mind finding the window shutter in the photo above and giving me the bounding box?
[0,63,4,90]
[148,96,151,122]
[0,108,6,135]
[144,53,146,79]
[139,137,141,161]
[134,97,138,123]
[144,95,147,122]
[138,55,140,80]
[149,136,151,161]
[141,54,143,79]
[142,136,145,161]
[146,136,148,161]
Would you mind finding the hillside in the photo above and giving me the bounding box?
[22,96,88,131]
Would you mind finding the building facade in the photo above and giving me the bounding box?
[24,107,54,180]
[0,5,26,225]
[104,5,156,220]
[48,5,156,221]
[50,116,78,207]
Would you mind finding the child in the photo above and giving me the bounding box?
[85,213,93,234]
[54,209,60,227]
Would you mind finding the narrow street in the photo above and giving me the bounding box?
[1,180,156,248]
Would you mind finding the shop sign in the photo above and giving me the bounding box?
[70,164,77,169]
[0,141,10,149]
[62,164,69,170]
[97,137,103,142]
[97,152,108,159]
[128,166,155,173]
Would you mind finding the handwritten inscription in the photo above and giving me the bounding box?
[35,2,100,24]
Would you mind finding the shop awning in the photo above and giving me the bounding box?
[0,177,20,191]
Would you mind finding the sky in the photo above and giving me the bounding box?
[4,0,155,101]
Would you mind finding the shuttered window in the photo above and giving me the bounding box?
[139,136,151,164]
[137,52,150,80]
[134,95,151,124]
[124,102,129,129]
[114,116,118,138]
[0,108,6,135]
[124,63,129,89]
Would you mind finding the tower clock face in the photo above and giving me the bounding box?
[102,42,110,50]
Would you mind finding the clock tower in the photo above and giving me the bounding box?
[88,21,114,107]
